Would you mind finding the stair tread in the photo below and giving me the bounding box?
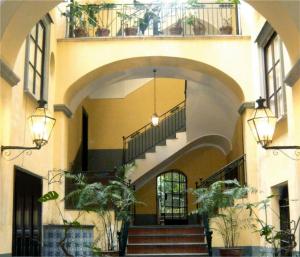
[130,225,203,229]
[128,243,207,246]
[126,253,208,257]
[129,233,204,237]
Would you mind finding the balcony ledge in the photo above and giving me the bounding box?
[57,35,251,43]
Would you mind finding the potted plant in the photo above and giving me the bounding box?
[117,12,138,36]
[169,19,183,35]
[94,3,116,37]
[245,196,300,257]
[193,180,252,257]
[63,1,88,37]
[68,165,137,256]
[185,15,206,35]
[219,18,233,35]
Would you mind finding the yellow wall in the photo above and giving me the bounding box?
[83,78,185,149]
[136,147,227,215]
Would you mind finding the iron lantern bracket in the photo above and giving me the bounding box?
[1,144,42,152]
[262,145,300,150]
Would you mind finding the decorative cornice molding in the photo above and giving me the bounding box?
[238,101,255,115]
[0,59,20,87]
[284,59,300,87]
[54,104,73,118]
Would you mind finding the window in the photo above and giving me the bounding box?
[24,16,51,101]
[264,33,286,118]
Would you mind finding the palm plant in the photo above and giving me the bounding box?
[68,173,137,252]
[193,180,252,250]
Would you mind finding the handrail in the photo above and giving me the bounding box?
[124,100,186,140]
[199,154,246,188]
[122,100,186,164]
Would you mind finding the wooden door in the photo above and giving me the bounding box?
[12,168,42,256]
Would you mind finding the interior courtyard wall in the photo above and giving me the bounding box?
[135,147,227,217]
[0,10,59,253]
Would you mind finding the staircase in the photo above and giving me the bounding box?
[126,225,208,257]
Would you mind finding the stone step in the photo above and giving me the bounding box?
[127,243,208,254]
[128,234,205,244]
[128,225,204,236]
[126,254,208,257]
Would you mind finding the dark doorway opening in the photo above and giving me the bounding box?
[278,184,291,256]
[82,108,88,171]
[12,167,42,256]
[157,170,188,225]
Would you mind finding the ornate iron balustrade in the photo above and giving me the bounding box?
[122,100,186,164]
[65,2,241,38]
[199,154,247,188]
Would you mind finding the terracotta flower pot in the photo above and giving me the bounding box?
[193,25,206,35]
[124,27,138,36]
[220,248,243,257]
[101,250,119,256]
[74,27,88,37]
[219,25,233,35]
[169,26,183,35]
[95,28,110,37]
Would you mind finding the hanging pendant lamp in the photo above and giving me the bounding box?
[151,69,159,126]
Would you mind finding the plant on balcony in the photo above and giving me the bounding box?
[185,15,206,35]
[117,12,138,36]
[63,1,89,37]
[94,3,116,37]
[219,17,233,35]
[169,19,183,35]
[193,180,253,257]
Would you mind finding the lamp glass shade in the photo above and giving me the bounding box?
[151,113,159,126]
[248,106,277,146]
[29,106,56,147]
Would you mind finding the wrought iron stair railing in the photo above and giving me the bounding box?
[198,154,246,188]
[123,100,186,164]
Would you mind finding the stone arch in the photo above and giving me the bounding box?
[63,56,245,112]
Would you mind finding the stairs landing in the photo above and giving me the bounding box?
[126,225,208,257]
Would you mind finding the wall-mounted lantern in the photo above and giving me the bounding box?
[247,97,300,151]
[1,100,56,153]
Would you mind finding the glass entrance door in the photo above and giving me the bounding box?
[157,171,187,225]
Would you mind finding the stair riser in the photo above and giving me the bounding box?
[128,236,205,244]
[127,245,207,254]
[128,227,204,235]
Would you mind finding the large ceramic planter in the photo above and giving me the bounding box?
[219,248,243,257]
[169,26,183,35]
[43,225,94,256]
[101,250,119,256]
[74,27,88,37]
[193,25,206,35]
[95,28,110,37]
[219,25,233,35]
[124,27,138,36]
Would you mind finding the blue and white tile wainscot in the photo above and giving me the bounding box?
[43,224,94,256]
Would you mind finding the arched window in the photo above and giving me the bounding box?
[157,170,187,225]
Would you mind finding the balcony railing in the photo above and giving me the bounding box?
[65,2,241,38]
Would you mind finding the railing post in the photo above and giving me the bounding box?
[235,3,240,35]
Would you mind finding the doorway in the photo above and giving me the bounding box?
[157,170,187,225]
[12,168,42,256]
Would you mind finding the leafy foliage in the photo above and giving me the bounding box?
[38,191,59,202]
[193,179,253,248]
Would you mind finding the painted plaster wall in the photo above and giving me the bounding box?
[85,78,185,149]
[0,12,58,253]
[135,147,227,215]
